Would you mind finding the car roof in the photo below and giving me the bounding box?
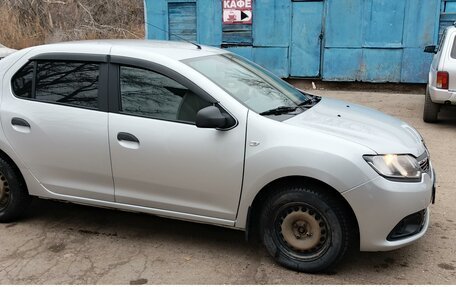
[31,40,227,61]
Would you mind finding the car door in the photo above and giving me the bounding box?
[0,55,114,201]
[108,60,246,222]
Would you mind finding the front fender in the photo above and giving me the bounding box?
[235,112,377,229]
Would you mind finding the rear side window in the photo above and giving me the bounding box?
[12,61,34,98]
[451,36,456,59]
[35,61,99,109]
[11,60,100,110]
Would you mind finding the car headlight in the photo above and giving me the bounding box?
[363,154,421,182]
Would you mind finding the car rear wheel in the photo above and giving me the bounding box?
[423,89,440,123]
[0,157,30,223]
[260,184,353,273]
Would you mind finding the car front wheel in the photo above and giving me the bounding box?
[260,184,353,273]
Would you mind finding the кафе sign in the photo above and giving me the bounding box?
[222,0,253,24]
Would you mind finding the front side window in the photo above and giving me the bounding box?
[119,66,210,123]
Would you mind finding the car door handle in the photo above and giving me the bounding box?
[117,132,139,143]
[11,117,30,128]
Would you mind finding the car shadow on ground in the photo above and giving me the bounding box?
[17,198,436,279]
[437,105,456,125]
[23,198,246,247]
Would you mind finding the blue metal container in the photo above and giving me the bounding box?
[144,0,452,83]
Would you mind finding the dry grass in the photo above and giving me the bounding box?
[0,0,145,49]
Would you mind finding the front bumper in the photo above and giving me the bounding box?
[343,168,435,251]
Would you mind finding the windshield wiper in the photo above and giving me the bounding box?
[298,98,313,106]
[260,106,298,116]
[298,95,321,107]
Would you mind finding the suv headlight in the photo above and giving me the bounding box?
[363,154,421,182]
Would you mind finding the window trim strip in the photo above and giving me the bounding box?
[31,61,37,99]
[98,63,109,112]
[30,53,109,63]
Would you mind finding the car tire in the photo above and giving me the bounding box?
[0,157,30,223]
[259,184,353,273]
[423,89,440,123]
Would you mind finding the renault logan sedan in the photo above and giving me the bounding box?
[0,40,435,273]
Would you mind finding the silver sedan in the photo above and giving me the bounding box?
[0,40,435,273]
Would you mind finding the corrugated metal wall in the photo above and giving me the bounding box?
[144,0,443,83]
[323,0,439,83]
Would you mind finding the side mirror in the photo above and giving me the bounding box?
[196,106,231,129]
[424,45,437,54]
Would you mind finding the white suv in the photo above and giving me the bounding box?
[424,25,456,122]
[0,40,435,273]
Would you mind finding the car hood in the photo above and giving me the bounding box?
[285,97,426,156]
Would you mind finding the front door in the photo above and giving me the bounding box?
[290,0,324,77]
[108,64,246,221]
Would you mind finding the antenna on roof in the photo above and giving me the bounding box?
[145,21,202,50]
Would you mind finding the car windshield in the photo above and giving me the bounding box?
[182,53,310,114]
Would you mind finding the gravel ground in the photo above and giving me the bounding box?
[1,88,455,284]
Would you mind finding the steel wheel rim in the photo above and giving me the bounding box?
[274,203,331,260]
[0,171,11,211]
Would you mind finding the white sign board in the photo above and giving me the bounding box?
[223,0,253,24]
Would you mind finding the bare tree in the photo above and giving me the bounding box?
[0,0,145,49]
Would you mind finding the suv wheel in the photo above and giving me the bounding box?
[423,89,440,123]
[0,157,30,223]
[260,184,353,273]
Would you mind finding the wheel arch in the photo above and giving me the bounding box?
[0,148,29,194]
[245,175,359,248]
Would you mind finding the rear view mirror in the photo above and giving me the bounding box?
[196,106,231,129]
[424,45,437,54]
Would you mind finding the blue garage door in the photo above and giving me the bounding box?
[168,2,197,42]
[290,1,324,77]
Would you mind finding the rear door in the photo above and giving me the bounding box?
[107,59,247,222]
[1,54,114,201]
